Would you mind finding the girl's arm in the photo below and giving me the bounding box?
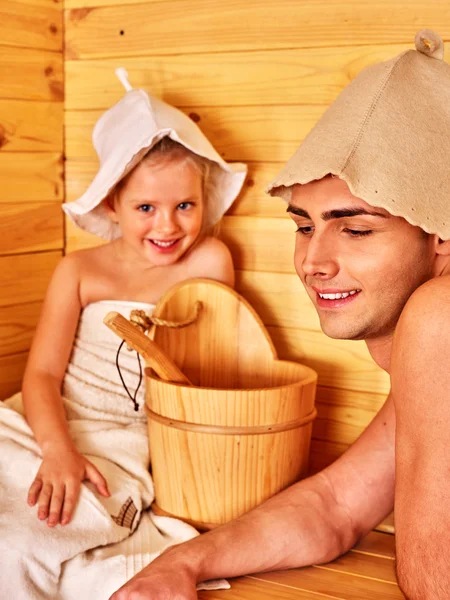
[22,254,109,526]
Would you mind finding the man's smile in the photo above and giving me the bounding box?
[311,286,362,308]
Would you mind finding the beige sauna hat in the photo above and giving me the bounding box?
[62,68,247,240]
[266,29,450,240]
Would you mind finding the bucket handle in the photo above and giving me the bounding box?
[104,311,192,385]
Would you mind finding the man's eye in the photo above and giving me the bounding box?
[344,228,373,237]
[296,226,314,236]
[138,204,153,212]
[177,202,194,210]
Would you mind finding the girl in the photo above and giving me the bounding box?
[0,69,246,599]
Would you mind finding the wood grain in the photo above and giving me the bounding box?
[0,100,63,152]
[0,251,61,307]
[0,0,62,52]
[0,202,62,255]
[65,104,326,163]
[0,302,43,358]
[269,326,390,396]
[0,153,63,202]
[64,0,449,59]
[0,46,63,102]
[0,352,28,400]
[64,44,420,109]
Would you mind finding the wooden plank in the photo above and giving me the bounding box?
[252,564,403,600]
[64,44,417,110]
[222,216,297,273]
[0,46,63,102]
[0,0,62,52]
[0,202,62,255]
[65,161,286,218]
[268,326,390,395]
[0,301,42,358]
[0,251,61,307]
[0,153,63,202]
[376,512,395,535]
[235,270,319,330]
[64,0,450,59]
[65,104,326,163]
[313,387,385,446]
[0,100,63,152]
[316,551,396,583]
[65,217,103,253]
[0,352,28,400]
[199,575,342,599]
[353,531,395,559]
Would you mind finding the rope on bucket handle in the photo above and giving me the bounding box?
[115,301,203,411]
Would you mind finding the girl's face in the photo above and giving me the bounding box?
[108,155,204,266]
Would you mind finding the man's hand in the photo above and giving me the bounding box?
[110,553,198,600]
[27,445,110,527]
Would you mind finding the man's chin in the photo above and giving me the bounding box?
[319,322,367,341]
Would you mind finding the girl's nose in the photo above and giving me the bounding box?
[154,210,178,234]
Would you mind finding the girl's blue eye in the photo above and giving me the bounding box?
[177,202,194,211]
[138,204,153,213]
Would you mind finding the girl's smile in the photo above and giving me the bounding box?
[107,155,204,267]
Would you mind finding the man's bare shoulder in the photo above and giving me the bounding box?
[397,274,450,337]
[392,275,449,391]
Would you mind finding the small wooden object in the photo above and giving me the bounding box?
[103,311,191,385]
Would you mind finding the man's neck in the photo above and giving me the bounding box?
[365,334,394,372]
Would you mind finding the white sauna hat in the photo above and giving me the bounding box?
[62,68,247,240]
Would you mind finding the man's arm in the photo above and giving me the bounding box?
[111,393,395,599]
[391,277,450,600]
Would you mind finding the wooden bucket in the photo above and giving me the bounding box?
[146,279,318,530]
[146,362,317,530]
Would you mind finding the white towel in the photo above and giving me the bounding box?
[0,301,229,598]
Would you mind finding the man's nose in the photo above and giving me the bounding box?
[299,234,339,280]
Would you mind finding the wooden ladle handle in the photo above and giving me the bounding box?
[104,311,191,385]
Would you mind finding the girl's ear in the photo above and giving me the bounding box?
[104,194,119,223]
[435,236,450,256]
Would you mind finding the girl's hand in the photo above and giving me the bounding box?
[27,446,110,527]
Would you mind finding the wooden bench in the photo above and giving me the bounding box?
[200,530,404,599]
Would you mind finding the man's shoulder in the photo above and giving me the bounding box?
[393,275,449,363]
[400,275,450,328]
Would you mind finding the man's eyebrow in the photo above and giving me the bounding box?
[286,205,388,220]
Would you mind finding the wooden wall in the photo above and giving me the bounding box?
[0,1,63,398]
[63,1,447,473]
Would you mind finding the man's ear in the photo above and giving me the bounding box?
[435,236,450,255]
[104,194,118,223]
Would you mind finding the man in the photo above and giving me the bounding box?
[111,29,450,600]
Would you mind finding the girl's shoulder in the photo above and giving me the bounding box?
[61,243,114,271]
[184,236,234,287]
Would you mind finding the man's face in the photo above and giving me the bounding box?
[288,176,436,341]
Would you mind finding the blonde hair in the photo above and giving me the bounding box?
[113,136,221,239]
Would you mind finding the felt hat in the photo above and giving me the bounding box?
[63,69,247,240]
[266,30,450,240]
